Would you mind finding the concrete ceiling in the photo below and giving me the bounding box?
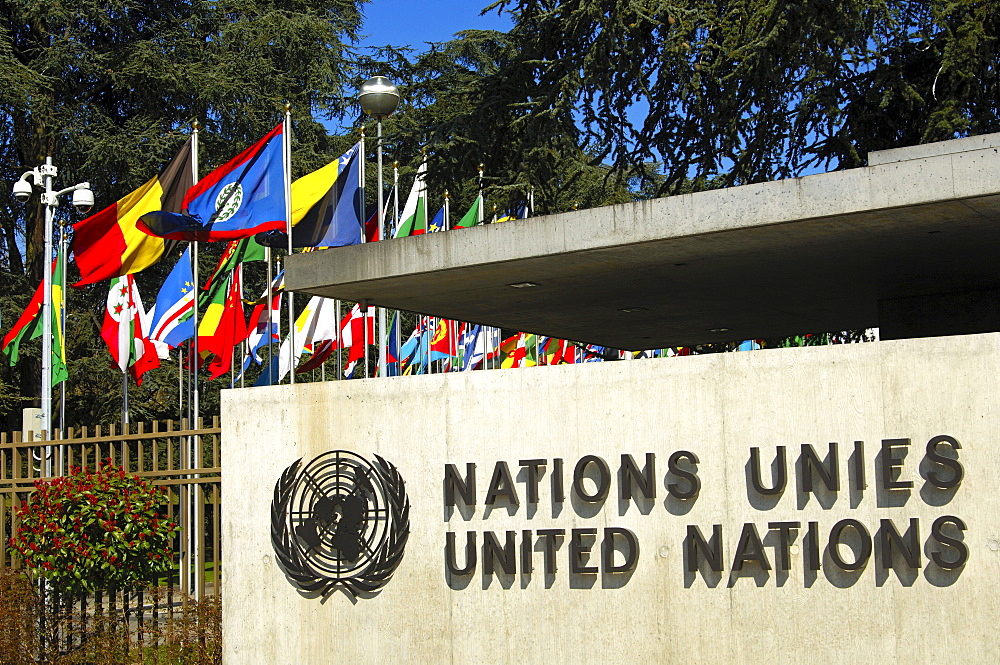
[286,134,1000,350]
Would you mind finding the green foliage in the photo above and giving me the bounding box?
[361,29,645,216]
[1,0,368,278]
[0,0,368,425]
[8,461,178,594]
[477,0,999,195]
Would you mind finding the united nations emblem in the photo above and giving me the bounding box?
[213,182,243,222]
[270,451,410,599]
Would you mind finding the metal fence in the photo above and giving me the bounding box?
[0,417,221,604]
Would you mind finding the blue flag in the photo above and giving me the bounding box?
[386,310,400,377]
[399,322,431,375]
[460,324,483,371]
[149,248,195,351]
[428,206,445,232]
[256,144,362,249]
[253,354,280,387]
[139,124,287,242]
[398,326,421,374]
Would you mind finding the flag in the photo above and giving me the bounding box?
[148,248,195,358]
[554,339,576,364]
[385,310,400,376]
[454,194,483,229]
[50,253,68,385]
[73,139,192,286]
[203,238,266,291]
[139,124,287,241]
[393,160,427,238]
[539,336,568,365]
[429,318,455,361]
[459,324,484,371]
[398,322,423,374]
[199,265,248,379]
[197,274,229,345]
[239,270,283,377]
[253,355,280,387]
[290,144,361,247]
[255,144,363,249]
[102,275,159,385]
[1,275,43,367]
[297,340,337,375]
[582,344,622,361]
[428,206,445,232]
[339,303,374,365]
[501,332,537,368]
[480,327,501,368]
[3,255,68,386]
[198,238,265,340]
[276,295,340,381]
[364,208,379,243]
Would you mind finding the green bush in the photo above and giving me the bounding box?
[8,460,178,594]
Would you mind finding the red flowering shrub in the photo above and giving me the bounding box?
[7,459,178,594]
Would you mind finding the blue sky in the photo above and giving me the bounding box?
[357,1,513,52]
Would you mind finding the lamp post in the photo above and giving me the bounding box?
[359,76,400,378]
[12,158,93,457]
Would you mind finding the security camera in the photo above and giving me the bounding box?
[72,187,94,214]
[12,178,32,203]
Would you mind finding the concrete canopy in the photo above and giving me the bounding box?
[285,134,1000,350]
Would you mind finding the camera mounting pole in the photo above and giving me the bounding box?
[11,157,93,456]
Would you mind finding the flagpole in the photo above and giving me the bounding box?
[191,121,200,425]
[443,191,454,371]
[58,223,67,438]
[393,162,400,238]
[41,157,54,446]
[177,346,183,427]
[283,105,296,385]
[477,164,490,371]
[232,274,240,389]
[335,299,342,380]
[392,164,401,373]
[358,126,367,378]
[187,120,200,601]
[265,246,273,384]
[121,372,129,426]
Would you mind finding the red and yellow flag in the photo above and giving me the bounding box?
[199,265,249,380]
[429,319,455,357]
[73,139,192,286]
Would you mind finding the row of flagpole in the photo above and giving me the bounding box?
[4,100,719,606]
[10,103,588,435]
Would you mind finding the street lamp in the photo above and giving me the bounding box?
[12,157,93,451]
[359,76,400,378]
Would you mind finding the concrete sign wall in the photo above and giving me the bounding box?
[222,334,1000,664]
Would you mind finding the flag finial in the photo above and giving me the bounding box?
[191,119,200,131]
[284,102,292,113]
